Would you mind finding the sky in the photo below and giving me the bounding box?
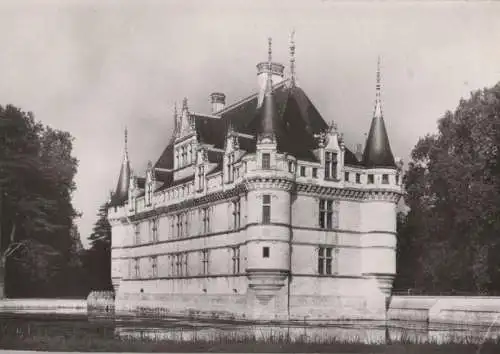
[0,0,499,248]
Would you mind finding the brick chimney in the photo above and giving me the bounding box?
[210,92,226,114]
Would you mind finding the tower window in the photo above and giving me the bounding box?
[232,247,240,274]
[262,194,271,224]
[262,246,270,258]
[318,247,334,275]
[262,153,271,169]
[324,152,338,180]
[356,173,361,184]
[312,168,318,178]
[344,172,349,182]
[300,166,306,177]
[201,249,210,275]
[319,199,335,229]
[288,161,294,173]
[151,256,158,278]
[382,174,389,184]
[368,174,374,184]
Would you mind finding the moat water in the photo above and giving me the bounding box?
[1,314,500,346]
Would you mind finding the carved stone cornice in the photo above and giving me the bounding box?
[126,184,246,222]
[244,176,294,192]
[295,183,402,202]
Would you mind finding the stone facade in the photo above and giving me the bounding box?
[108,42,403,322]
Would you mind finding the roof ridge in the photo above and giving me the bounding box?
[215,79,290,115]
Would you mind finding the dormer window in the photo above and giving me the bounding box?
[300,166,306,177]
[324,152,338,180]
[227,153,235,183]
[368,174,374,184]
[382,174,389,184]
[262,153,271,169]
[312,168,318,178]
[356,173,361,184]
[288,161,294,173]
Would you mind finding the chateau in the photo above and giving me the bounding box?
[108,38,403,322]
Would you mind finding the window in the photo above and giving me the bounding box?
[175,149,179,168]
[134,223,140,245]
[151,256,158,278]
[201,250,210,275]
[312,168,318,178]
[262,153,271,169]
[396,174,400,185]
[232,247,240,274]
[300,166,306,177]
[344,172,349,182]
[227,153,234,183]
[169,255,175,277]
[356,173,361,184]
[170,216,175,239]
[134,258,140,279]
[319,199,335,229]
[262,195,271,224]
[176,214,182,238]
[382,174,389,184]
[368,174,374,184]
[198,165,204,190]
[232,199,241,229]
[288,161,294,173]
[324,152,338,180]
[184,212,189,237]
[318,247,334,275]
[183,253,189,276]
[263,246,270,258]
[202,207,211,234]
[175,253,182,276]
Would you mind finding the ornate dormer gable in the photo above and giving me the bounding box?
[145,161,155,206]
[128,172,138,212]
[314,121,345,181]
[224,123,240,184]
[195,145,207,192]
[173,98,198,171]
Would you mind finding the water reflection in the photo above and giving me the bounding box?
[2,314,500,345]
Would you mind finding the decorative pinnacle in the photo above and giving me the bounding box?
[373,56,383,118]
[290,29,296,86]
[124,126,129,160]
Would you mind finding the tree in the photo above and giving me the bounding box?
[0,104,81,298]
[84,202,113,291]
[397,83,500,294]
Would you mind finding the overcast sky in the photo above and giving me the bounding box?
[1,0,499,248]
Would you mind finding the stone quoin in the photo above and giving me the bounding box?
[107,37,403,322]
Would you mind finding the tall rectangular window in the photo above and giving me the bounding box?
[319,199,335,229]
[344,172,349,182]
[312,168,318,178]
[170,216,175,239]
[175,253,182,276]
[134,258,140,279]
[232,199,241,229]
[134,223,140,245]
[262,195,271,224]
[170,255,175,277]
[198,166,204,190]
[356,173,361,184]
[232,247,240,274]
[151,256,158,278]
[262,153,270,169]
[324,152,338,180]
[300,166,306,177]
[184,212,189,237]
[201,250,210,275]
[183,253,189,276]
[318,247,334,275]
[382,174,389,184]
[396,174,400,185]
[368,174,374,184]
[176,214,182,238]
[202,207,210,234]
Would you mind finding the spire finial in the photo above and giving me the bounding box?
[290,29,296,86]
[266,37,273,91]
[374,55,383,118]
[124,126,129,160]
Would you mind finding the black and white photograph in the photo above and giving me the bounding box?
[1,0,500,353]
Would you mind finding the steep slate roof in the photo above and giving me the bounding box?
[362,115,396,168]
[151,81,362,192]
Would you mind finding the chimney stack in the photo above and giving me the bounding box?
[210,92,226,114]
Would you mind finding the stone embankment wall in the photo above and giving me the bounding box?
[389,296,500,326]
[0,298,87,314]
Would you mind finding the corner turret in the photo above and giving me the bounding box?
[110,128,131,206]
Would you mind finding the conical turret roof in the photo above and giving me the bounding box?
[362,58,396,168]
[110,128,131,205]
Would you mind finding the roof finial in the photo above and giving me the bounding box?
[290,29,296,87]
[124,126,129,160]
[374,55,383,118]
[266,37,273,91]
